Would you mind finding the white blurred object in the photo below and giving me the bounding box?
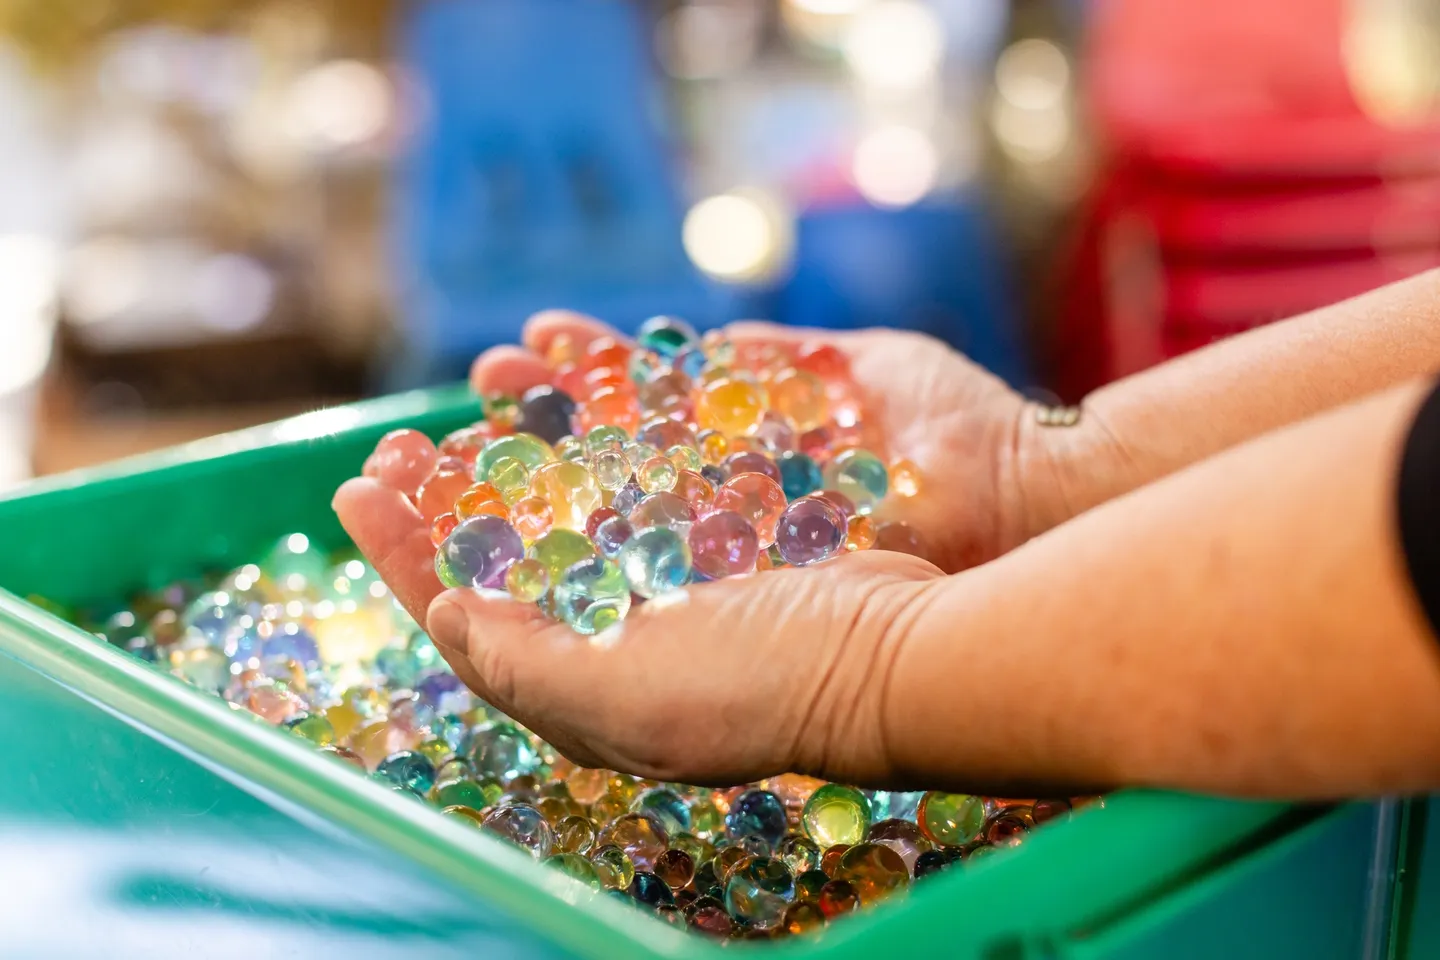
[991,38,1075,165]
[284,60,393,151]
[682,189,793,283]
[842,1,946,90]
[852,125,939,207]
[190,254,276,333]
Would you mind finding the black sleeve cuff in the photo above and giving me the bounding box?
[1398,379,1440,638]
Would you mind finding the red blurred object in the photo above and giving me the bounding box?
[1053,0,1440,399]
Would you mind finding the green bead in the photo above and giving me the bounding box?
[545,852,602,888]
[434,552,462,589]
[528,529,598,581]
[431,777,495,810]
[584,425,629,457]
[487,455,531,496]
[284,713,336,747]
[802,784,872,848]
[553,556,631,635]
[918,791,985,846]
[475,432,556,482]
[591,844,635,890]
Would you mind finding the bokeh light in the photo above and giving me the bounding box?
[682,190,792,283]
[841,1,945,90]
[284,59,392,150]
[851,126,938,208]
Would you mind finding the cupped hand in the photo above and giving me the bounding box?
[337,310,1041,783]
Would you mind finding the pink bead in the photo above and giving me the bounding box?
[688,510,760,580]
[713,472,787,548]
[365,429,439,496]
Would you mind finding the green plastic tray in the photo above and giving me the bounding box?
[0,386,1382,956]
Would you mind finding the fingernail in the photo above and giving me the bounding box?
[428,599,470,655]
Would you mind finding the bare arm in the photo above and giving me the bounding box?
[891,380,1440,798]
[1018,270,1440,536]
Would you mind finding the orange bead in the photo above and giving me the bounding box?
[511,497,555,543]
[698,430,729,465]
[581,336,632,374]
[672,469,715,509]
[554,362,587,398]
[454,482,504,519]
[713,472,787,547]
[415,469,472,522]
[770,369,830,432]
[579,387,641,435]
[795,342,851,382]
[582,365,630,394]
[844,515,876,552]
[431,512,460,547]
[547,332,580,367]
[890,458,921,497]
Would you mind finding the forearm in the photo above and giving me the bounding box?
[887,380,1440,798]
[1018,270,1440,534]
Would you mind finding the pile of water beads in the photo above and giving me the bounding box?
[379,317,930,634]
[75,534,1091,940]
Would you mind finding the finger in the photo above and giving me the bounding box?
[521,310,628,358]
[332,477,442,625]
[469,345,552,398]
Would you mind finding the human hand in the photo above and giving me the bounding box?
[334,311,1055,783]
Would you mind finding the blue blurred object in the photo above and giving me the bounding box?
[389,0,725,389]
[772,199,1031,388]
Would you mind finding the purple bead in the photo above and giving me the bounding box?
[612,482,645,517]
[687,510,759,579]
[442,516,524,589]
[723,452,782,485]
[259,622,321,668]
[517,385,577,444]
[699,464,726,487]
[775,497,846,566]
[636,417,696,452]
[416,672,468,713]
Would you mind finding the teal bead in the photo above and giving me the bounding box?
[553,556,632,635]
[724,856,794,928]
[469,722,543,781]
[616,527,692,599]
[632,787,692,836]
[822,448,889,516]
[777,451,823,500]
[636,315,699,359]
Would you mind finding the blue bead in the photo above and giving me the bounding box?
[629,870,677,907]
[374,750,436,793]
[616,527,692,598]
[778,451,824,501]
[725,789,787,846]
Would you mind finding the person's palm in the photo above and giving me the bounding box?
[334,312,1038,785]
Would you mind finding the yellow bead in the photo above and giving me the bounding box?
[698,430,729,465]
[667,444,702,472]
[696,378,768,438]
[505,558,551,603]
[529,461,602,531]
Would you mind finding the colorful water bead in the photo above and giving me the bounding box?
[688,510,759,580]
[726,789,788,847]
[713,473,787,548]
[475,432,556,482]
[528,461,602,531]
[775,497,847,566]
[598,812,669,871]
[441,516,525,589]
[553,556,631,634]
[724,857,794,929]
[654,848,696,890]
[783,899,826,935]
[696,377,768,438]
[918,791,986,846]
[416,467,473,522]
[844,515,877,552]
[817,879,860,918]
[505,559,551,603]
[889,458,921,497]
[455,483,508,520]
[777,450,824,501]
[482,803,555,860]
[528,529,598,580]
[627,491,696,533]
[469,722,543,781]
[517,385,577,444]
[867,818,932,872]
[822,449,889,516]
[590,450,631,491]
[617,527,692,598]
[591,844,636,889]
[365,428,439,494]
[636,315,700,358]
[769,369,830,432]
[637,456,678,494]
[834,843,909,905]
[801,785,872,848]
[487,455,531,500]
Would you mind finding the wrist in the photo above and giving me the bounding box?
[1004,398,1141,544]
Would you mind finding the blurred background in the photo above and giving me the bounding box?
[1,0,1438,487]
